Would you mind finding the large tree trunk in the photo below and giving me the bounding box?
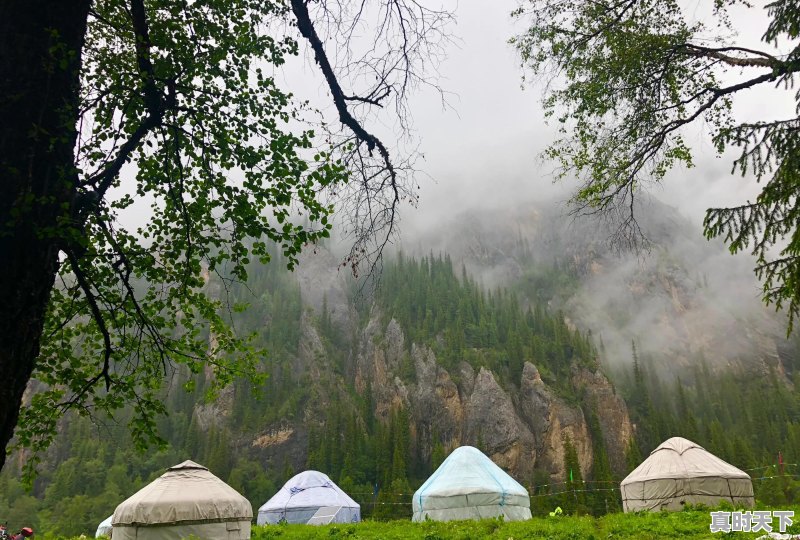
[0,1,91,470]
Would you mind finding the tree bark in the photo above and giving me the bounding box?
[0,0,91,469]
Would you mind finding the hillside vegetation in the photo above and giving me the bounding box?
[3,251,800,536]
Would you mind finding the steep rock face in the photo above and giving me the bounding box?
[353,315,615,482]
[518,362,592,481]
[246,313,344,473]
[402,201,796,379]
[518,363,552,448]
[354,315,410,421]
[249,421,310,475]
[294,247,354,332]
[294,311,328,384]
[220,304,631,485]
[193,267,234,429]
[193,384,234,430]
[571,367,633,477]
[570,252,788,380]
[464,367,537,477]
[410,344,464,457]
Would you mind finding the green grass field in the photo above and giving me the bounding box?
[43,507,800,539]
[247,508,800,540]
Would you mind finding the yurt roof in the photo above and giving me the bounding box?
[258,470,359,512]
[95,515,113,537]
[621,437,751,484]
[415,446,528,499]
[113,460,252,526]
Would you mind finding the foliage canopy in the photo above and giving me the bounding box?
[10,0,452,477]
[512,0,800,330]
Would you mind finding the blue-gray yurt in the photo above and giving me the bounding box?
[412,446,531,522]
[257,470,360,525]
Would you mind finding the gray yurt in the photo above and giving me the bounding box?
[95,515,113,537]
[257,470,360,525]
[112,460,252,539]
[412,446,531,522]
[620,437,754,511]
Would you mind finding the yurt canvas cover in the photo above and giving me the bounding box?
[412,446,532,522]
[620,437,754,512]
[257,470,360,525]
[112,460,252,540]
[95,515,112,538]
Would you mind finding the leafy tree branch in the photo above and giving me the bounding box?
[513,0,800,329]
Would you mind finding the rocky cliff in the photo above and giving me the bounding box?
[198,196,795,485]
[240,302,632,483]
[405,200,796,379]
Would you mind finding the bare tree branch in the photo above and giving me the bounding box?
[290,0,453,280]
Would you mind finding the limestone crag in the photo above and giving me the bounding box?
[352,315,628,482]
[236,307,633,482]
[571,367,633,477]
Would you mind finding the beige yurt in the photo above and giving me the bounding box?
[112,460,252,539]
[620,437,754,512]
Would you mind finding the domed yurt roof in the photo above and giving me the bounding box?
[257,470,360,525]
[412,446,531,522]
[112,460,252,539]
[95,515,113,538]
[620,437,754,512]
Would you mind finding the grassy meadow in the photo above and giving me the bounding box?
[244,507,799,540]
[39,505,800,539]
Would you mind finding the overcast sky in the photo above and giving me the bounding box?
[422,1,793,222]
[278,0,797,238]
[113,1,795,249]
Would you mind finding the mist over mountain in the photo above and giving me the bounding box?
[396,196,795,379]
[4,194,800,535]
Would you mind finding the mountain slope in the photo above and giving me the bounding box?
[403,199,796,378]
[5,198,800,535]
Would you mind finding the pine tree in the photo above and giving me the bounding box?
[281,458,295,485]
[390,408,410,482]
[562,436,587,514]
[624,437,642,474]
[431,440,445,470]
[206,428,232,479]
[675,377,698,440]
[585,407,620,515]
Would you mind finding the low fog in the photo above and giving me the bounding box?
[376,0,795,376]
[115,0,796,375]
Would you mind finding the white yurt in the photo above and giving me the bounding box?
[112,460,252,539]
[412,446,532,522]
[95,515,113,538]
[257,470,360,525]
[620,437,754,512]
